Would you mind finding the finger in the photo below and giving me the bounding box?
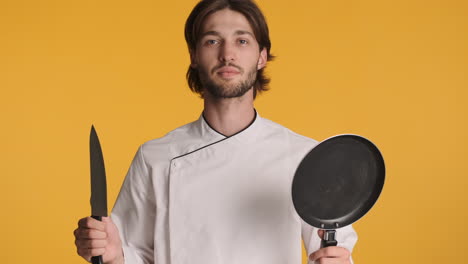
[318,229,324,239]
[77,247,106,261]
[75,237,108,249]
[315,258,351,264]
[310,247,351,261]
[101,216,112,223]
[78,217,106,231]
[309,246,350,261]
[75,228,108,240]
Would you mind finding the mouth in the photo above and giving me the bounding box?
[214,66,241,79]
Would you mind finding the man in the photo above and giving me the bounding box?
[74,0,357,263]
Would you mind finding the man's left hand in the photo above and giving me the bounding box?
[309,246,351,264]
[308,230,351,264]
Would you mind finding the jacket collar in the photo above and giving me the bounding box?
[197,110,262,144]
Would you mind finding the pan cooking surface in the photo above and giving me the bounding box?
[292,135,385,229]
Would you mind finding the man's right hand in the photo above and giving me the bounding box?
[74,216,124,264]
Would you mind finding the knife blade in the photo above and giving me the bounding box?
[89,125,108,264]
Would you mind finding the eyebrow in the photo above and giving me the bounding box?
[200,30,255,38]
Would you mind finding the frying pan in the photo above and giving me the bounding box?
[292,135,385,247]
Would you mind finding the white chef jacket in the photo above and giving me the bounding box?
[111,112,357,264]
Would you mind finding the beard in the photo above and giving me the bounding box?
[198,63,257,99]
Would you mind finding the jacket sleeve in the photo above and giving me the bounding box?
[111,146,156,264]
[302,221,358,264]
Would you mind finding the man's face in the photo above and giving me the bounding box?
[191,8,267,98]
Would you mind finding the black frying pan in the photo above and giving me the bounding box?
[292,135,385,247]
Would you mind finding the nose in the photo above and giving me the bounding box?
[219,42,236,63]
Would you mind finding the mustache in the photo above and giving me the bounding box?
[211,63,243,74]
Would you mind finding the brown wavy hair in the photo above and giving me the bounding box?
[184,0,275,98]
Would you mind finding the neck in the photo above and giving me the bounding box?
[203,89,255,137]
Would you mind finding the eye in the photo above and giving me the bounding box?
[206,39,219,45]
[239,39,248,45]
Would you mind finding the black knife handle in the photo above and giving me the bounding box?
[91,216,103,264]
[91,255,103,264]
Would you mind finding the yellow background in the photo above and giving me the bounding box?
[1,0,467,263]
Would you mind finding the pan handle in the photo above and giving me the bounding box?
[321,229,338,248]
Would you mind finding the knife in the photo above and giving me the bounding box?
[89,125,108,264]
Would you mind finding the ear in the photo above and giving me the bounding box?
[190,50,198,69]
[257,48,267,70]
